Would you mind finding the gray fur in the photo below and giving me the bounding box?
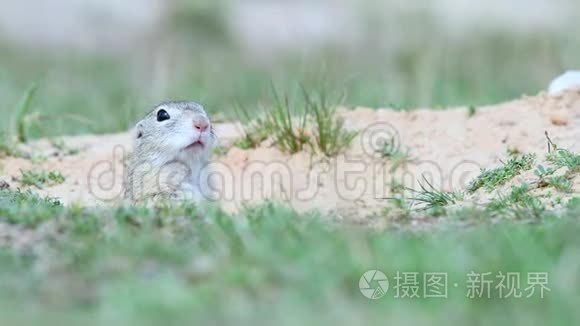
[124,101,215,203]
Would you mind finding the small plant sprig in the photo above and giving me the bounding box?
[234,84,358,156]
[485,184,545,219]
[533,164,573,192]
[534,164,556,181]
[546,176,573,193]
[50,139,81,156]
[406,176,461,212]
[467,105,477,117]
[266,86,310,154]
[10,84,39,143]
[545,131,580,174]
[0,188,62,207]
[467,153,535,193]
[302,87,357,156]
[212,143,229,156]
[0,134,23,158]
[0,84,39,157]
[233,101,270,150]
[376,137,414,172]
[19,170,66,189]
[9,84,96,145]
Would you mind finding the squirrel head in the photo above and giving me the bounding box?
[134,101,215,163]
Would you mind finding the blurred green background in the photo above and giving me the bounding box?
[1,0,579,138]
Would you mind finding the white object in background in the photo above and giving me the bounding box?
[548,71,580,95]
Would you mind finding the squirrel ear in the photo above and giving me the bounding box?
[136,124,143,139]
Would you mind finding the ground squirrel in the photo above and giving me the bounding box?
[124,101,215,203]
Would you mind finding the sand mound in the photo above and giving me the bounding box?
[2,90,580,220]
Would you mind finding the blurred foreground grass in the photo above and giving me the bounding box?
[0,190,579,325]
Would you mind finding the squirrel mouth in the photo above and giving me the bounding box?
[185,140,204,150]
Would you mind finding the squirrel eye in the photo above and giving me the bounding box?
[156,109,170,122]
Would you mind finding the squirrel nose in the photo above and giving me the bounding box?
[194,120,209,132]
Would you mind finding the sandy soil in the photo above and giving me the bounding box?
[2,90,579,221]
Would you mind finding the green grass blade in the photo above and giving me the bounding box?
[10,83,39,143]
